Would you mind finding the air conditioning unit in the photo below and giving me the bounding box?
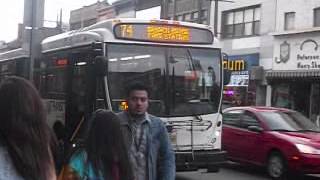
[250,66,264,80]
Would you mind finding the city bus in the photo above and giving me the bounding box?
[0,18,226,172]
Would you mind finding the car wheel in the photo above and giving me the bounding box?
[267,152,287,180]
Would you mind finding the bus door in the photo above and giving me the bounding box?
[65,52,97,146]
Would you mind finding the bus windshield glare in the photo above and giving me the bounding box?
[107,44,221,117]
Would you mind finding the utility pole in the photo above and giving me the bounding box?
[210,0,234,36]
[29,0,36,81]
[197,0,203,24]
[172,0,177,20]
[214,0,218,36]
[161,0,169,19]
[23,0,45,81]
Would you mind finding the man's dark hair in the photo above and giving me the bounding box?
[125,82,150,97]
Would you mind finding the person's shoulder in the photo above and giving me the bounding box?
[0,145,8,160]
[116,111,129,125]
[148,114,160,121]
[115,111,124,117]
[148,114,165,126]
[69,150,87,169]
[0,145,24,179]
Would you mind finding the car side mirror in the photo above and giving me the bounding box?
[248,125,263,133]
[94,56,108,76]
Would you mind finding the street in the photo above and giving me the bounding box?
[176,163,320,180]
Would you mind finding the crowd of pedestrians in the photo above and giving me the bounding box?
[0,76,175,180]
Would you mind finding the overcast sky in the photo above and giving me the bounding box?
[0,0,123,42]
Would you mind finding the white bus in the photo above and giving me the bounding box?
[0,18,226,171]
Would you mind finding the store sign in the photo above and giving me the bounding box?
[224,54,259,72]
[296,39,320,70]
[223,60,245,71]
[226,71,249,87]
[223,54,259,87]
[278,41,290,63]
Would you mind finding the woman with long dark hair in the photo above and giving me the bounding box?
[68,109,133,180]
[0,76,56,180]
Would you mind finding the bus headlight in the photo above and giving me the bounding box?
[215,131,221,137]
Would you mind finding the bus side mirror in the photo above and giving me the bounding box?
[223,69,231,85]
[222,53,231,85]
[94,56,108,76]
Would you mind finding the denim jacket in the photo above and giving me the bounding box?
[117,112,175,180]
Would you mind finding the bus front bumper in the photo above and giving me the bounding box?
[175,150,227,171]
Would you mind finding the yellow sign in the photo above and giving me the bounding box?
[223,60,245,71]
[147,25,190,42]
[120,25,134,38]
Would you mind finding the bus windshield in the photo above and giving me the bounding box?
[107,44,221,117]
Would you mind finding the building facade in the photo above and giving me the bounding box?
[214,0,320,121]
[265,0,320,121]
[214,0,277,107]
[69,0,139,30]
[165,0,211,25]
[69,1,113,30]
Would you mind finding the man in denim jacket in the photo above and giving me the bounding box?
[117,83,175,180]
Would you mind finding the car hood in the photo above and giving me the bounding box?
[271,131,320,147]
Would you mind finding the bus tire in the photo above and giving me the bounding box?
[207,165,220,173]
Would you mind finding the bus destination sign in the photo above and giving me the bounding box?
[114,23,213,44]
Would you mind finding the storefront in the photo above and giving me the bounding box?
[266,31,320,123]
[223,53,259,107]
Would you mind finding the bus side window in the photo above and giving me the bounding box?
[34,57,67,129]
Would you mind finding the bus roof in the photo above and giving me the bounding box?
[41,18,220,53]
[0,48,29,62]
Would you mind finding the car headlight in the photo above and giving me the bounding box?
[295,144,320,155]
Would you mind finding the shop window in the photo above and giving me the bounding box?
[314,7,320,27]
[272,84,291,108]
[201,10,208,18]
[201,19,208,25]
[192,11,199,19]
[310,83,320,122]
[184,13,191,21]
[284,12,295,30]
[222,6,260,38]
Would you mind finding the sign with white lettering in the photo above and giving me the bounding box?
[44,99,65,128]
[226,71,249,87]
[296,39,320,70]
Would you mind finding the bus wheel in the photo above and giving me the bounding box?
[207,165,219,173]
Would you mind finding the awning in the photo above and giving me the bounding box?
[265,70,320,79]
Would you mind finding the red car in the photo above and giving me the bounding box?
[222,106,320,179]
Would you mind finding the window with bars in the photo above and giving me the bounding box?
[314,7,320,27]
[284,12,295,30]
[222,6,260,38]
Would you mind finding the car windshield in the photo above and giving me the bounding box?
[259,111,320,132]
[107,44,222,117]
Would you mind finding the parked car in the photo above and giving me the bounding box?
[222,106,320,179]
